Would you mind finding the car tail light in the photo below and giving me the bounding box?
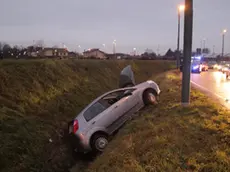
[73,120,79,133]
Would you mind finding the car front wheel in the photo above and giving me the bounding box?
[143,89,158,105]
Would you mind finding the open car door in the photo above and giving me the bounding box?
[119,65,136,88]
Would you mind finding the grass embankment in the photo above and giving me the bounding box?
[86,70,230,172]
[0,59,174,172]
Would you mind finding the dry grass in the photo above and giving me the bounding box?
[0,59,174,172]
[86,70,230,172]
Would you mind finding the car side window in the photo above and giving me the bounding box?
[102,89,136,105]
[83,101,107,122]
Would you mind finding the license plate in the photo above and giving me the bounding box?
[69,126,73,134]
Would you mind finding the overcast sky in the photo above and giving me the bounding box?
[0,0,230,54]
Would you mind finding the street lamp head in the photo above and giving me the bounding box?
[223,29,227,34]
[178,5,185,12]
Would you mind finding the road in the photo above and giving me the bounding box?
[191,70,230,109]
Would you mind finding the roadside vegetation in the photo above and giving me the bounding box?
[85,70,230,172]
[0,59,174,172]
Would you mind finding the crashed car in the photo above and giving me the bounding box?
[68,65,161,153]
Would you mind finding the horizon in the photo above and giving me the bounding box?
[1,0,230,54]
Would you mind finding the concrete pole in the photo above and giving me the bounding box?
[181,0,193,106]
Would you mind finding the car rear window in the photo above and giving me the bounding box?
[83,102,107,121]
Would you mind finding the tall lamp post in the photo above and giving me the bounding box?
[133,48,137,56]
[78,45,81,53]
[222,29,227,58]
[102,44,106,52]
[181,0,193,106]
[113,40,116,59]
[177,4,185,69]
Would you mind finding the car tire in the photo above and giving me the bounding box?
[143,89,158,106]
[91,134,108,153]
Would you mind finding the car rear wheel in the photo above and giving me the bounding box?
[91,134,108,153]
[143,89,158,106]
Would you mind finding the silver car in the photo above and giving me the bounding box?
[68,65,161,153]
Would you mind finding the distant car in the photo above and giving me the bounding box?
[191,63,202,73]
[213,64,221,70]
[221,64,230,73]
[201,63,208,71]
[180,60,202,74]
[224,67,230,79]
[68,65,161,153]
[207,61,217,69]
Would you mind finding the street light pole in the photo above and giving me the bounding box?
[181,0,193,106]
[177,5,185,69]
[113,40,116,59]
[222,29,227,58]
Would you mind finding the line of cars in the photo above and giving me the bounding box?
[180,59,209,73]
[214,62,230,79]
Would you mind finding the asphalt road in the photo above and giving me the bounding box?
[191,70,230,109]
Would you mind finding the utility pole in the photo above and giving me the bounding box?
[157,44,160,56]
[113,40,116,59]
[181,0,193,106]
[222,29,227,58]
[203,39,206,49]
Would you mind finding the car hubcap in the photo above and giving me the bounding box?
[148,93,157,104]
[95,137,108,151]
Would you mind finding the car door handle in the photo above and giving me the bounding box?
[92,121,96,125]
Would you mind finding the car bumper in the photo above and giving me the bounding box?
[68,133,91,153]
[67,122,91,153]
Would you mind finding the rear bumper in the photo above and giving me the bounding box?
[67,122,91,153]
[68,133,91,153]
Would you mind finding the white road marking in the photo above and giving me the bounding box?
[190,81,226,100]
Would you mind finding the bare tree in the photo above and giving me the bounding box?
[35,40,44,47]
[0,42,3,50]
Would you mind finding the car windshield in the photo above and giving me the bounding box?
[83,102,107,121]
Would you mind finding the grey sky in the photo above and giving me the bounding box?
[1,0,230,54]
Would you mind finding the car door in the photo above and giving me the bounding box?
[101,89,139,133]
[119,65,136,88]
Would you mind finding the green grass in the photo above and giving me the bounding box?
[0,59,175,172]
[86,70,230,172]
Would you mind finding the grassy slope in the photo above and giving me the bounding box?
[86,70,230,172]
[0,59,174,172]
